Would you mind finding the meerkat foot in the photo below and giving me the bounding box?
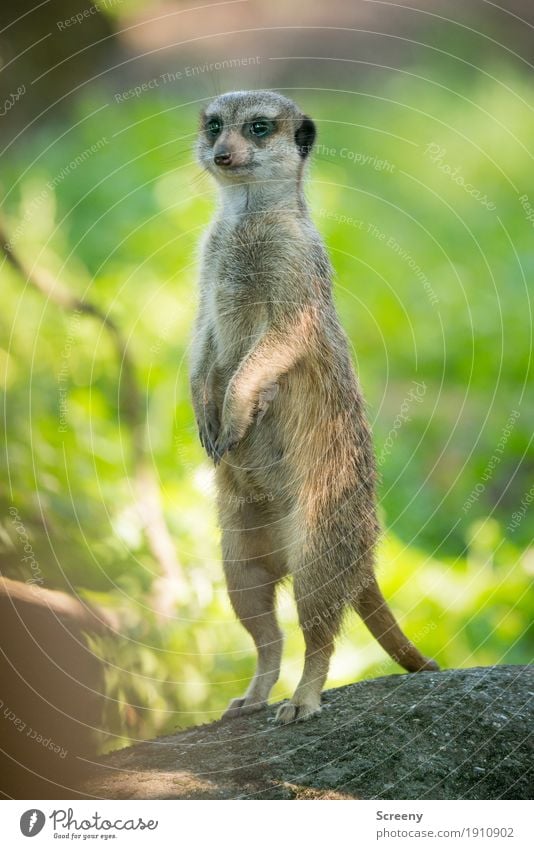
[275,698,322,725]
[223,696,267,719]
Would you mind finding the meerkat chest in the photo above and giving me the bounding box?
[210,283,268,364]
[206,222,278,363]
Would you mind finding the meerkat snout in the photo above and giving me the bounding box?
[197,89,316,183]
[213,149,233,167]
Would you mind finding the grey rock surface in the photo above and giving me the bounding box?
[82,666,533,800]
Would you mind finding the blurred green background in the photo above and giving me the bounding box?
[0,0,532,751]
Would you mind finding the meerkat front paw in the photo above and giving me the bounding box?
[197,404,220,459]
[274,698,322,725]
[212,426,241,464]
[223,696,267,719]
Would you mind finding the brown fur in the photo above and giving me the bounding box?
[190,90,438,723]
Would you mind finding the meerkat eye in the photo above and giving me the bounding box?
[249,119,273,138]
[206,117,222,137]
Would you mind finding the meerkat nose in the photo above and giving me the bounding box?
[214,150,233,167]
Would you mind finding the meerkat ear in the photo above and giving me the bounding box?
[295,116,316,158]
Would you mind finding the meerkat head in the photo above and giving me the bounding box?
[197,90,316,186]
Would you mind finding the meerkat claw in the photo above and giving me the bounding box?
[275,703,298,724]
[213,434,239,462]
[275,700,322,725]
[223,697,266,719]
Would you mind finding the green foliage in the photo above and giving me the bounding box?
[1,66,532,746]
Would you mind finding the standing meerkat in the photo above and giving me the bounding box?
[190,90,438,724]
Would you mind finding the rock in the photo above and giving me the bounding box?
[82,666,533,800]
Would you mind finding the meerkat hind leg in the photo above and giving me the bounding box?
[223,556,284,719]
[275,573,340,725]
[275,633,334,724]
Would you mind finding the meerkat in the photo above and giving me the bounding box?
[190,90,438,724]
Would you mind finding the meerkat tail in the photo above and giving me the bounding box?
[353,574,439,672]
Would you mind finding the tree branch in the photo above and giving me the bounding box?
[1,220,187,613]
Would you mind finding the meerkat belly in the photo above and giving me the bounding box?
[236,354,364,505]
[232,407,291,508]
[230,366,308,499]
